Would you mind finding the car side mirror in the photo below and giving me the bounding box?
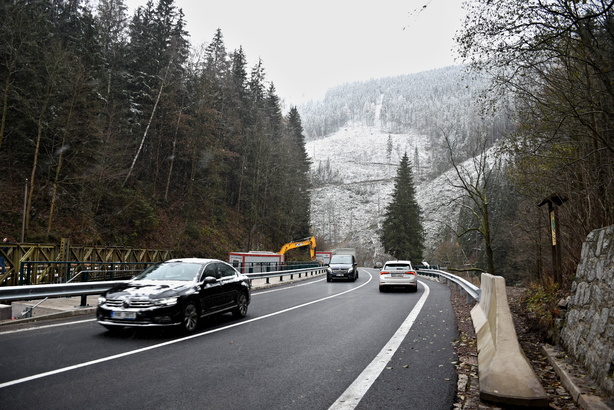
[204,276,217,283]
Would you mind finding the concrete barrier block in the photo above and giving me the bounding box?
[472,273,549,407]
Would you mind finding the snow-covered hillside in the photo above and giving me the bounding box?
[303,67,505,266]
[308,119,506,268]
[308,123,455,265]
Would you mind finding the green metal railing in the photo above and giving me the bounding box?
[0,239,172,286]
[18,261,155,285]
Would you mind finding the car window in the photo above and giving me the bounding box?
[203,263,219,279]
[384,263,411,270]
[218,263,237,278]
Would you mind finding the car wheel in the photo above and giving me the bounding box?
[327,276,332,282]
[379,286,385,292]
[232,292,249,318]
[182,301,200,333]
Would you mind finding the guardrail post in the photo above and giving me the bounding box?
[79,295,88,307]
[79,269,89,307]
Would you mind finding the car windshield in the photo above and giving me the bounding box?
[134,262,202,281]
[331,255,352,264]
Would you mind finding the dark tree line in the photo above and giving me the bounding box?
[0,0,311,257]
[379,153,424,262]
[456,0,614,285]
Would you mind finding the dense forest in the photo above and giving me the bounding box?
[0,0,312,258]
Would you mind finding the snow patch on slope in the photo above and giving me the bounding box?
[309,123,455,263]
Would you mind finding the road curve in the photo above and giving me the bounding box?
[0,269,458,409]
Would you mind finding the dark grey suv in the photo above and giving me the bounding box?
[327,254,358,282]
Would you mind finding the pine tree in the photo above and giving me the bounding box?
[380,153,424,261]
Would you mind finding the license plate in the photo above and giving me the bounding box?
[111,311,136,320]
[335,273,345,276]
[391,273,404,277]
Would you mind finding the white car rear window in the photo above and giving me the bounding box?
[384,264,411,270]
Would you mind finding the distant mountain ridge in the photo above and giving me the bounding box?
[299,65,488,138]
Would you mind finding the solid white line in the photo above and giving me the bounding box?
[0,319,96,335]
[0,278,325,335]
[0,270,372,390]
[328,280,431,410]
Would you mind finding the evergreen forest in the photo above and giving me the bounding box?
[0,0,312,258]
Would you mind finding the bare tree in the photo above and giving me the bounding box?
[457,0,614,279]
[443,131,501,275]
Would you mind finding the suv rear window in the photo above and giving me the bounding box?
[384,263,412,270]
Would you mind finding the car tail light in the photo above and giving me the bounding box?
[407,271,416,275]
[380,271,389,275]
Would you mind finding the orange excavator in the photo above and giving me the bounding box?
[279,236,317,260]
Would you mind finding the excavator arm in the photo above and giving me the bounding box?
[279,236,317,260]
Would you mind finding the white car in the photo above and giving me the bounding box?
[379,260,418,292]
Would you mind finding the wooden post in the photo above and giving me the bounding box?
[538,194,567,284]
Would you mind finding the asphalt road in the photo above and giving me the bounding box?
[0,269,458,409]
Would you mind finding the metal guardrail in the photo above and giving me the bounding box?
[0,266,328,304]
[417,268,481,302]
[245,266,327,284]
[231,261,321,274]
[0,281,127,302]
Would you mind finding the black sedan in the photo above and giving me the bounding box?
[96,258,251,333]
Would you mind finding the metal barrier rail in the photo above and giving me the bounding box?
[0,266,328,304]
[245,266,327,284]
[0,280,127,302]
[417,268,481,302]
[232,261,321,274]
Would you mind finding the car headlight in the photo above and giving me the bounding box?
[98,296,106,305]
[153,297,178,306]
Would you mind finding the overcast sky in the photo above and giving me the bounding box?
[123,0,466,107]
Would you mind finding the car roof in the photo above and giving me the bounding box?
[164,258,221,264]
[384,260,412,265]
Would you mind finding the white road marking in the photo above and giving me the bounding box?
[0,270,372,389]
[0,319,96,335]
[0,276,326,335]
[328,280,431,410]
